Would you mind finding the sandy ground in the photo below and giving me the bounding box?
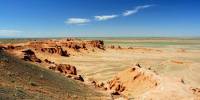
[2,38,200,99]
[36,42,200,89]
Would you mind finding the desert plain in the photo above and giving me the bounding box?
[0,37,200,99]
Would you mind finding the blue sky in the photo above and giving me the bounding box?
[0,0,200,38]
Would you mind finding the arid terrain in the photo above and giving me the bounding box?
[0,38,200,100]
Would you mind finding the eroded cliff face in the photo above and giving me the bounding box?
[107,64,159,96]
[0,39,105,57]
[26,39,105,51]
[87,63,200,99]
[103,64,199,100]
[40,46,70,57]
[0,39,105,84]
[89,64,159,97]
[22,49,42,63]
[1,39,199,99]
[0,51,108,99]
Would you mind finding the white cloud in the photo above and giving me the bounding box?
[0,29,22,33]
[94,15,118,21]
[65,18,90,25]
[64,4,153,25]
[123,5,153,16]
[0,29,22,36]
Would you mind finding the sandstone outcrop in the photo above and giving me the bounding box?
[191,88,200,96]
[1,39,105,56]
[66,38,74,41]
[89,40,104,50]
[0,45,6,51]
[0,39,105,84]
[107,64,158,96]
[40,46,70,57]
[108,78,126,93]
[0,45,23,50]
[44,59,55,64]
[110,45,115,49]
[63,40,104,50]
[57,64,77,75]
[117,46,122,49]
[66,43,86,51]
[87,64,158,97]
[47,63,86,82]
[73,75,84,82]
[6,45,15,49]
[48,64,77,75]
[89,80,108,90]
[22,49,42,63]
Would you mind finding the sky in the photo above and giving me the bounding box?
[0,0,200,38]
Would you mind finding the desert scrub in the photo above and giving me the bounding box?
[29,80,38,86]
[14,86,30,99]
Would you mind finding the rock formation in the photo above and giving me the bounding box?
[191,88,200,97]
[0,45,6,51]
[48,64,77,75]
[47,63,86,82]
[0,44,23,51]
[0,39,106,84]
[117,46,122,49]
[108,77,126,93]
[1,39,105,57]
[89,40,104,50]
[22,49,42,63]
[107,64,158,96]
[56,64,77,75]
[73,75,84,82]
[40,46,70,57]
[44,59,55,64]
[110,45,115,49]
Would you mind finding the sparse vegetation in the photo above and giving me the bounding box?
[29,81,38,86]
[0,51,107,99]
[1,38,200,99]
